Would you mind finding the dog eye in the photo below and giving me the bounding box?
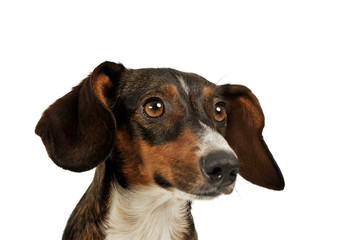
[214,103,227,122]
[143,99,165,118]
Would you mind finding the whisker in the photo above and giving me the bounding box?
[215,70,237,85]
[233,185,242,199]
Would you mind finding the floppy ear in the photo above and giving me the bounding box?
[35,61,125,172]
[219,84,284,190]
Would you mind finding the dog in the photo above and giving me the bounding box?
[35,61,284,240]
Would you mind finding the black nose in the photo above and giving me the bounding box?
[200,151,240,187]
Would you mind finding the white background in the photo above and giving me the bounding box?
[1,0,352,239]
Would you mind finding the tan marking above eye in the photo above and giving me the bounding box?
[143,99,165,118]
[214,103,227,122]
[202,86,215,99]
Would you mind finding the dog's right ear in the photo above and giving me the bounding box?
[35,62,125,172]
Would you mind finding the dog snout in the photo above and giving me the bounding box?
[200,151,240,187]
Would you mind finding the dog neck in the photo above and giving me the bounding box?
[104,182,195,240]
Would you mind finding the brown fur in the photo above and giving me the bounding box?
[220,85,284,190]
[137,129,202,191]
[63,164,111,240]
[94,73,114,108]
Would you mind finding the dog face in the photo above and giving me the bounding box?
[35,62,284,200]
[112,68,239,198]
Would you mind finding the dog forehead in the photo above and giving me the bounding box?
[120,68,216,98]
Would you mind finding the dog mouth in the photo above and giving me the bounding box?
[153,170,236,200]
[192,183,235,198]
[171,182,236,201]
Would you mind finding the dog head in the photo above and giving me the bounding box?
[35,61,284,200]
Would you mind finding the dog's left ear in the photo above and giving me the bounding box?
[219,84,285,190]
[35,62,124,172]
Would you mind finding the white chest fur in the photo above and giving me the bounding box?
[105,185,190,240]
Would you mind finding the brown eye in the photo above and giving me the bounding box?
[143,99,165,118]
[214,103,227,122]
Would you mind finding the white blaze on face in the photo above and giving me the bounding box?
[176,75,190,95]
[198,121,237,158]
